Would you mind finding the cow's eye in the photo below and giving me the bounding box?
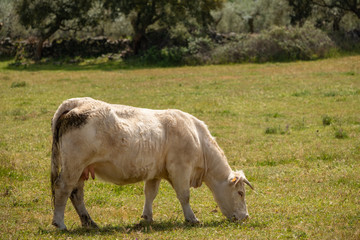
[238,191,244,197]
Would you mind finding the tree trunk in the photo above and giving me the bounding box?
[248,18,255,33]
[133,31,145,55]
[35,37,45,61]
[332,17,341,31]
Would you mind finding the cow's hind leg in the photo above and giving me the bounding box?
[70,180,98,228]
[52,172,76,230]
[141,179,161,222]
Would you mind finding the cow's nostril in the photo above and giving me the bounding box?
[244,214,249,221]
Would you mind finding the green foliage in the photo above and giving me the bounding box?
[287,0,313,26]
[0,0,31,39]
[210,24,335,64]
[103,0,223,53]
[265,125,289,135]
[322,115,333,126]
[14,0,102,59]
[334,128,348,139]
[10,81,26,88]
[312,0,360,19]
[265,126,278,134]
[139,46,187,65]
[215,0,292,33]
[187,36,214,55]
[16,0,99,37]
[292,90,311,97]
[1,0,358,63]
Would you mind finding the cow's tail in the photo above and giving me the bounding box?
[51,131,61,209]
[50,97,94,208]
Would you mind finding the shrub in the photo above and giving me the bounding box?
[11,81,26,88]
[187,36,213,55]
[292,90,311,97]
[334,128,348,139]
[265,127,278,134]
[211,24,335,64]
[183,36,214,65]
[322,115,333,126]
[140,46,187,65]
[265,125,289,135]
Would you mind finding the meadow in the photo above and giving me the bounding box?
[0,56,359,239]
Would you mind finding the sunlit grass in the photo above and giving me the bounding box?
[0,56,359,239]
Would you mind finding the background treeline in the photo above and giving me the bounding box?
[0,0,359,65]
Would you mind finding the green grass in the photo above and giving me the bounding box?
[1,56,360,239]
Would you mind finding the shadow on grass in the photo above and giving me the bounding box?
[2,58,183,72]
[44,219,266,237]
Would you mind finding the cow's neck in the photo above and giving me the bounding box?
[203,140,232,190]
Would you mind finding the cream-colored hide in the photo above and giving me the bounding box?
[51,97,253,230]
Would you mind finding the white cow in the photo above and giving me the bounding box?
[51,97,253,230]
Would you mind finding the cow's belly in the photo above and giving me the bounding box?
[90,157,162,185]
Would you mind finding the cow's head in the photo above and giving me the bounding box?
[213,170,253,221]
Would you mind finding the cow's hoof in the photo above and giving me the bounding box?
[185,217,200,224]
[52,221,67,231]
[80,214,99,229]
[83,220,99,229]
[141,214,153,222]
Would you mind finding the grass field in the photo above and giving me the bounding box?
[0,56,359,239]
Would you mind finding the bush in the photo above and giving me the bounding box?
[265,125,289,135]
[334,128,348,139]
[329,30,360,53]
[322,115,333,126]
[6,24,341,66]
[182,36,214,65]
[187,36,214,55]
[6,37,131,60]
[10,81,26,88]
[210,24,335,64]
[140,46,187,65]
[139,36,215,66]
[265,127,278,134]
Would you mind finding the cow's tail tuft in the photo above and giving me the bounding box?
[50,97,94,208]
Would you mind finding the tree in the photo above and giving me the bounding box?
[0,0,26,39]
[312,0,360,19]
[313,5,346,31]
[287,0,359,30]
[103,0,224,54]
[15,0,100,60]
[234,1,261,33]
[215,0,291,34]
[287,0,313,26]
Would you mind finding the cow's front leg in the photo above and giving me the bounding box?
[175,187,199,223]
[141,179,161,222]
[171,176,199,223]
[70,180,98,228]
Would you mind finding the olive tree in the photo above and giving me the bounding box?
[287,0,313,26]
[15,0,101,60]
[103,0,224,53]
[216,0,291,33]
[312,0,360,18]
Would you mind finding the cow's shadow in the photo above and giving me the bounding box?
[62,219,237,236]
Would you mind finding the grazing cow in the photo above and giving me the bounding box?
[51,97,253,230]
